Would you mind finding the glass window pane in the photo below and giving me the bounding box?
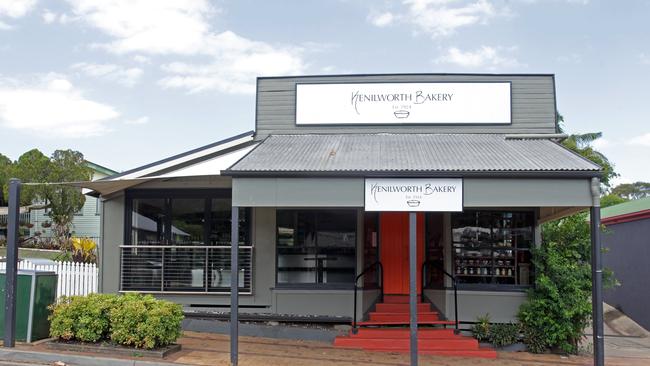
[452,210,534,286]
[277,210,317,284]
[131,198,167,245]
[276,209,357,286]
[163,247,207,292]
[170,198,205,245]
[209,199,250,246]
[317,211,356,284]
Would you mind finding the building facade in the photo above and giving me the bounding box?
[87,74,601,327]
[602,197,650,330]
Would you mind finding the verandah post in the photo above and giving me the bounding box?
[3,178,21,348]
[590,177,604,366]
[230,206,239,366]
[408,212,418,366]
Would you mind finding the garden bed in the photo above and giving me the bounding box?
[45,339,181,358]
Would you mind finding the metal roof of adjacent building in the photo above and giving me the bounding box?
[226,133,602,176]
[601,196,650,225]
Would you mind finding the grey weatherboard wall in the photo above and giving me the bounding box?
[602,218,650,330]
[255,74,557,138]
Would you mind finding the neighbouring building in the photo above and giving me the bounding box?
[602,197,650,330]
[76,74,604,358]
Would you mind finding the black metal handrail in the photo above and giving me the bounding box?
[421,260,459,332]
[352,261,384,333]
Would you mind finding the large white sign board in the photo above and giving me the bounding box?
[296,82,511,125]
[365,178,463,212]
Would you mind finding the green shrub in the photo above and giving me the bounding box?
[49,293,121,342]
[109,294,184,349]
[49,293,183,349]
[471,314,491,342]
[521,325,548,353]
[489,323,519,348]
[518,222,592,354]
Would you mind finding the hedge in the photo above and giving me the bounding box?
[49,293,183,349]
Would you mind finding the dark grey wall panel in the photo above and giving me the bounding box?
[255,74,556,137]
[603,218,650,330]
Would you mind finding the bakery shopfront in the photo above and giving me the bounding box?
[81,74,605,362]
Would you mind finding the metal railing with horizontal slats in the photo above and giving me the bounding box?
[119,245,253,294]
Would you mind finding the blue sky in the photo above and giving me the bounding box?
[0,0,649,186]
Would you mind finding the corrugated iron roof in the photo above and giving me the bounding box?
[227,134,601,175]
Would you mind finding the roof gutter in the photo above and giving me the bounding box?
[504,133,568,141]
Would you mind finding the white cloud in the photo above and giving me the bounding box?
[132,55,150,64]
[159,31,306,94]
[63,0,307,94]
[640,53,650,65]
[66,0,216,55]
[41,9,56,23]
[0,74,119,138]
[368,11,395,27]
[71,62,143,87]
[626,133,650,147]
[556,53,582,64]
[591,137,611,150]
[0,0,37,29]
[0,0,37,18]
[368,0,503,38]
[435,46,523,69]
[124,116,149,125]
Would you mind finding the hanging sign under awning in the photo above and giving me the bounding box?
[364,178,463,212]
[296,82,511,125]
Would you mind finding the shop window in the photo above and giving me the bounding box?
[276,209,356,287]
[451,210,534,288]
[122,189,252,294]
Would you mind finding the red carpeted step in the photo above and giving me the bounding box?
[382,296,411,304]
[375,303,431,313]
[368,312,440,322]
[348,328,456,338]
[334,337,479,350]
[356,319,455,326]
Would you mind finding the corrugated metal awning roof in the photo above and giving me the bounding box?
[226,134,601,176]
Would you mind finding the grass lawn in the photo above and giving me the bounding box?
[0,247,61,260]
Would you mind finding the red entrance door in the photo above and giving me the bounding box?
[379,212,424,295]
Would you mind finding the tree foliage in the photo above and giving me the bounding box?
[610,182,650,200]
[0,149,92,245]
[556,113,617,187]
[519,113,619,354]
[0,153,11,206]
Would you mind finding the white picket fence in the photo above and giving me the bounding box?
[0,258,98,298]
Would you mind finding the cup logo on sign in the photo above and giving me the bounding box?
[407,199,421,207]
[394,110,410,119]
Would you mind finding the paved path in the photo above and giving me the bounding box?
[5,330,650,366]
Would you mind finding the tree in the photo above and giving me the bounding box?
[600,194,628,208]
[519,113,619,354]
[1,149,92,247]
[6,149,51,206]
[555,113,617,188]
[44,150,92,246]
[610,182,650,200]
[0,153,12,206]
